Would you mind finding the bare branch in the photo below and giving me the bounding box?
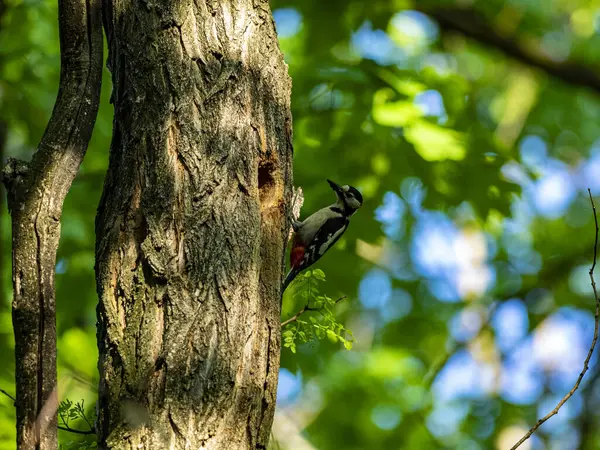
[510,189,600,449]
[281,296,347,328]
[1,0,103,446]
[57,402,95,436]
[0,388,16,404]
[421,7,600,94]
[57,425,95,436]
[2,388,96,435]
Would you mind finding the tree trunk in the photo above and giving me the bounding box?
[95,1,293,448]
[1,0,103,447]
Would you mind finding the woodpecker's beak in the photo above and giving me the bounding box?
[327,179,342,193]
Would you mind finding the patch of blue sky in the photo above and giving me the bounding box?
[400,177,426,217]
[371,405,403,430]
[519,135,548,171]
[375,191,406,240]
[351,21,406,65]
[537,392,583,434]
[433,350,495,402]
[359,268,392,309]
[534,308,597,393]
[411,211,460,279]
[576,148,600,195]
[414,89,448,123]
[450,307,484,343]
[277,368,303,406]
[529,160,577,219]
[390,10,439,57]
[272,8,302,38]
[500,338,544,405]
[492,299,529,353]
[426,401,470,438]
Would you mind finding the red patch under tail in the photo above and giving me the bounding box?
[290,246,305,268]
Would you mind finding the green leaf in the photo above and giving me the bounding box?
[372,88,424,127]
[404,120,466,162]
[326,330,338,343]
[312,269,326,281]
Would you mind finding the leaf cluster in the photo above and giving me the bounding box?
[283,269,354,353]
[57,399,96,449]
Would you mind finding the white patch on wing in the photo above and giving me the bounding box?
[342,185,350,192]
[319,224,346,255]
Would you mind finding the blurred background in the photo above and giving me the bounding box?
[2,0,600,448]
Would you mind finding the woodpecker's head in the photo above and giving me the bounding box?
[327,179,363,214]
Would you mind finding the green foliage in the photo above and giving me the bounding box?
[3,0,600,448]
[58,399,90,428]
[282,270,354,353]
[57,399,96,449]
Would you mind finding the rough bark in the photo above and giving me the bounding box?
[95,0,293,448]
[0,0,4,285]
[0,0,103,447]
[0,120,6,312]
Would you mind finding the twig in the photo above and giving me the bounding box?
[281,296,347,328]
[2,387,95,435]
[0,388,16,404]
[80,405,94,432]
[57,400,95,435]
[510,189,600,449]
[578,364,600,449]
[58,425,95,435]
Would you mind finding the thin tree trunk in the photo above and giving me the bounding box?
[0,120,6,320]
[95,0,293,448]
[0,0,103,447]
[0,0,5,311]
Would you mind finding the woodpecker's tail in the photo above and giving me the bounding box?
[281,268,299,300]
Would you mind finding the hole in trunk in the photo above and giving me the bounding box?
[258,162,276,208]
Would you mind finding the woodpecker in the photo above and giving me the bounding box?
[282,179,363,294]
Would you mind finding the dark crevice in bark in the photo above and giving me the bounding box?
[0,0,103,447]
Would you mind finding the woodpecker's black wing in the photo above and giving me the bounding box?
[298,215,349,271]
[281,215,349,298]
